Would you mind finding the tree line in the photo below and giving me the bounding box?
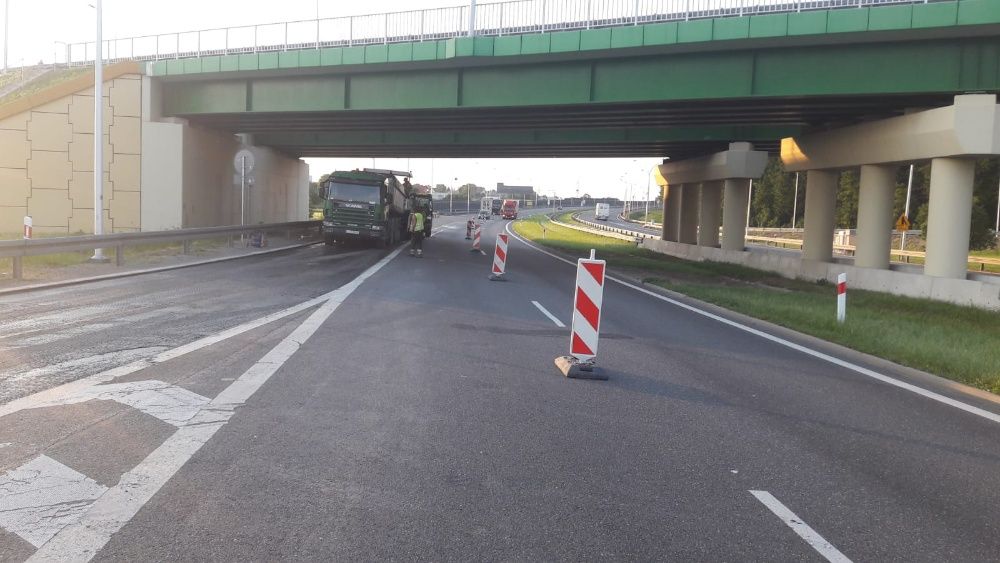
[749,157,999,250]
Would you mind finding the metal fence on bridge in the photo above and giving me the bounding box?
[66,0,953,65]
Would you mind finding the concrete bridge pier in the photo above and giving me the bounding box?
[678,184,700,245]
[698,180,723,247]
[925,157,976,279]
[656,142,768,251]
[721,179,751,252]
[661,184,682,242]
[801,170,838,263]
[855,164,897,270]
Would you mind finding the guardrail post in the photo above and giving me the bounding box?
[115,244,124,266]
[12,256,22,280]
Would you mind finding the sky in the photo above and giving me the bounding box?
[0,0,663,198]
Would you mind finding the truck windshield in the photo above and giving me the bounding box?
[327,181,379,203]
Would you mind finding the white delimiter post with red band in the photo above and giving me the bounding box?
[555,249,609,380]
[837,273,847,324]
[489,233,508,280]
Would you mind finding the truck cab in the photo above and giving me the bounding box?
[320,168,412,247]
[501,199,519,220]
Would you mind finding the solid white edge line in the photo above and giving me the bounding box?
[28,244,409,562]
[531,300,566,328]
[749,490,852,563]
[504,221,1000,425]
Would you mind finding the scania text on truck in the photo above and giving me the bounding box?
[501,199,519,219]
[595,203,610,220]
[320,168,429,247]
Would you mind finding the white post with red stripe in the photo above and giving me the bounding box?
[836,273,847,324]
[489,233,508,280]
[555,249,608,379]
[22,216,31,239]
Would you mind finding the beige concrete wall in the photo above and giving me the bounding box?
[640,238,1000,311]
[0,73,142,235]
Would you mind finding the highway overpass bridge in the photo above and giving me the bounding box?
[1,0,999,306]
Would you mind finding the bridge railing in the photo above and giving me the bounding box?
[66,0,951,65]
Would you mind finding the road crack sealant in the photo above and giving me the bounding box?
[24,244,408,562]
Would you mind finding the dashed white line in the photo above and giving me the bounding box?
[27,244,408,562]
[505,222,1000,425]
[750,490,852,563]
[531,300,566,327]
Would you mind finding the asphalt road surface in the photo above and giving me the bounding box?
[1,212,998,561]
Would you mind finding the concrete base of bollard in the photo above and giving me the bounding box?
[554,355,607,380]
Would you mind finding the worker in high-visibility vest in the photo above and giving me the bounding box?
[408,210,425,257]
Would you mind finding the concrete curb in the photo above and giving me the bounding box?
[0,241,321,297]
[509,225,1000,409]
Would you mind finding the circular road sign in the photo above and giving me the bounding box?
[234,148,256,174]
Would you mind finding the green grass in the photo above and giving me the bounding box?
[514,214,1000,395]
[628,210,663,223]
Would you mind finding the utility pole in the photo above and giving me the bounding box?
[91,0,106,262]
[901,164,914,250]
[3,0,9,72]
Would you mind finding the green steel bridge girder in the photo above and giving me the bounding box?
[163,36,1000,115]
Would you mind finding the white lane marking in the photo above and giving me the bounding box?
[505,222,1000,425]
[750,490,852,563]
[0,455,108,548]
[29,244,408,562]
[531,300,566,328]
[68,381,210,427]
[0,287,342,419]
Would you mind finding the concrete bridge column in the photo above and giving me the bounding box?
[662,184,682,242]
[721,179,751,251]
[855,164,897,269]
[925,157,975,279]
[698,180,722,247]
[802,170,838,262]
[678,184,699,245]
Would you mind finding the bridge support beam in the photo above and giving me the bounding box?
[802,170,837,263]
[698,180,722,247]
[925,158,975,279]
[721,179,751,252]
[678,184,699,245]
[855,164,897,270]
[662,184,682,242]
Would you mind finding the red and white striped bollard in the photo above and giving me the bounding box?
[555,249,608,380]
[489,233,508,280]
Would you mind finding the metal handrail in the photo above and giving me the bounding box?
[65,0,947,65]
[1,220,322,279]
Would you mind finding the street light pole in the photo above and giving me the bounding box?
[91,0,106,261]
[3,0,9,72]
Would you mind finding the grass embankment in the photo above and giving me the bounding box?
[628,210,663,223]
[0,239,230,281]
[514,213,1000,394]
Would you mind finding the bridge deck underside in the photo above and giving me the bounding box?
[183,94,954,158]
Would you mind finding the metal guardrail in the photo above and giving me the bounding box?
[65,0,950,65]
[559,213,1000,273]
[0,221,322,280]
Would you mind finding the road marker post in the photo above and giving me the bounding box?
[489,233,508,280]
[470,223,482,253]
[22,216,31,239]
[555,248,608,380]
[836,273,847,324]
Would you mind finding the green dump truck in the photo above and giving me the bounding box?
[320,168,432,247]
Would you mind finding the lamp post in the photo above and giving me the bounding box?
[91,0,107,262]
